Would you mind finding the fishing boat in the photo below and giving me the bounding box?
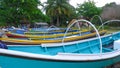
[24,29,79,35]
[0,30,106,45]
[30,23,68,32]
[7,26,27,34]
[5,29,89,38]
[0,30,120,68]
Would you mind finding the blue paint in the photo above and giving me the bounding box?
[0,41,8,49]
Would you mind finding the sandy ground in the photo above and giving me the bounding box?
[106,62,120,68]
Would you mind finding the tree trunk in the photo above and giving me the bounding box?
[56,16,60,26]
[50,17,54,25]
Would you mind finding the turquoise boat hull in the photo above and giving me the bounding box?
[0,55,120,68]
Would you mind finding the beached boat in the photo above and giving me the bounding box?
[30,23,66,32]
[7,26,27,34]
[0,31,120,68]
[24,29,78,35]
[0,30,106,45]
[5,30,89,39]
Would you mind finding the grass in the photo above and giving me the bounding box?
[104,26,120,34]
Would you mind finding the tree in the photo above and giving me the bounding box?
[44,0,76,26]
[76,0,101,20]
[0,0,49,26]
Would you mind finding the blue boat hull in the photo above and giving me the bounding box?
[0,53,120,68]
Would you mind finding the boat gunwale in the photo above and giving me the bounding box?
[0,47,120,62]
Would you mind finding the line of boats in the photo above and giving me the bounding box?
[0,19,120,68]
[2,29,106,45]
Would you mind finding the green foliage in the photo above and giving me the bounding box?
[76,0,102,20]
[44,0,76,26]
[0,0,50,26]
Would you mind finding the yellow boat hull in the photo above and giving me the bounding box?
[0,30,107,45]
[6,30,89,39]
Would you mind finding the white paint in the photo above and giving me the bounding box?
[114,39,120,50]
[0,47,120,61]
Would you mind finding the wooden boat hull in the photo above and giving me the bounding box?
[6,33,27,38]
[1,30,106,45]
